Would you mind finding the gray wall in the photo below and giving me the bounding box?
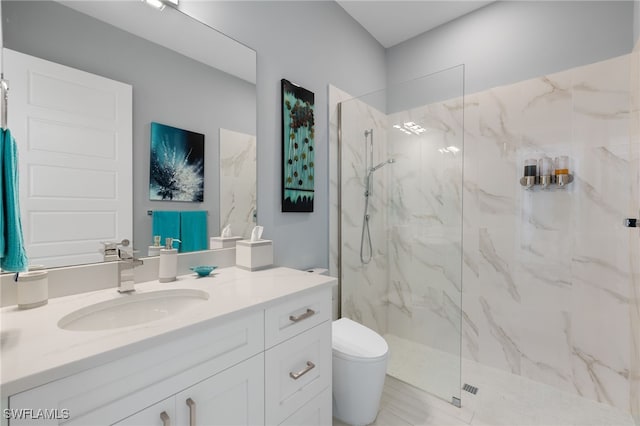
[635,0,640,47]
[180,1,387,270]
[387,1,634,95]
[3,1,256,253]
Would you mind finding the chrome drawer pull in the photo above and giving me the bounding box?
[289,308,315,323]
[289,361,316,380]
[160,411,171,426]
[186,398,196,426]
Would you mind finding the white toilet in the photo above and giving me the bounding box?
[332,317,389,425]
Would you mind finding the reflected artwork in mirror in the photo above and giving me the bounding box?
[149,122,205,202]
[1,0,257,268]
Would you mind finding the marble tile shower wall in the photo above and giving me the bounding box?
[461,53,635,413]
[339,97,390,335]
[386,100,464,357]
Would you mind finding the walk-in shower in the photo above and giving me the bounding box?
[336,47,640,423]
[361,128,394,264]
[338,65,465,406]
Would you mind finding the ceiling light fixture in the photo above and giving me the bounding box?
[142,0,179,11]
[143,0,165,10]
[392,124,410,135]
[403,121,426,135]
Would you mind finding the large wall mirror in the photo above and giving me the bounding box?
[1,0,257,268]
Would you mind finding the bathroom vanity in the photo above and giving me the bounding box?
[0,267,335,425]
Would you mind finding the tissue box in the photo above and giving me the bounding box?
[236,239,273,271]
[210,236,243,249]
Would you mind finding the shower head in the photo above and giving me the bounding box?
[369,158,395,173]
[364,129,373,137]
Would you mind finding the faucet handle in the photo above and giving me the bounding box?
[117,242,137,260]
[100,241,121,261]
[99,241,118,251]
[117,247,132,260]
[100,239,131,254]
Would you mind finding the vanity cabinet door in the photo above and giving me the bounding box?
[174,353,264,426]
[265,321,331,425]
[113,398,175,426]
[113,353,264,426]
[278,387,332,426]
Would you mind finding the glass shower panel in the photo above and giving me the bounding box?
[339,65,465,405]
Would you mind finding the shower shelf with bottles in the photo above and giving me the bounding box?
[519,155,573,190]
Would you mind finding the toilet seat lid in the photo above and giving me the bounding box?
[332,318,388,359]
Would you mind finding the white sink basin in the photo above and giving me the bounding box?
[58,289,209,331]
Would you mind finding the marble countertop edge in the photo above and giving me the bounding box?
[1,266,336,397]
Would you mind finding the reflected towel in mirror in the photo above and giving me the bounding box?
[151,211,180,248]
[180,211,208,253]
[1,128,29,272]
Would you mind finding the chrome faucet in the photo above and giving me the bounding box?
[117,240,143,293]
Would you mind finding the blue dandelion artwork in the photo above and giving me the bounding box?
[281,79,314,212]
[149,122,204,202]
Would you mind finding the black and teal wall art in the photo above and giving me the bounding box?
[149,122,205,202]
[281,79,315,212]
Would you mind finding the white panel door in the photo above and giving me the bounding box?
[3,48,132,267]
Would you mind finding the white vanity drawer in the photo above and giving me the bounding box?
[265,287,331,348]
[265,321,331,425]
[278,387,332,426]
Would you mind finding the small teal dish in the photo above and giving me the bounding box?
[190,266,217,277]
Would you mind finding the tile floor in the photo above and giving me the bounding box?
[334,375,635,426]
[334,334,635,426]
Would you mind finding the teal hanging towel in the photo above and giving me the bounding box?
[151,211,181,247]
[1,128,29,272]
[180,210,208,253]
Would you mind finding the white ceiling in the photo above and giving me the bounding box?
[336,1,494,48]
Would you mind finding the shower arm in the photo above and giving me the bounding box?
[365,159,395,198]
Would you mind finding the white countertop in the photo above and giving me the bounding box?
[0,266,336,397]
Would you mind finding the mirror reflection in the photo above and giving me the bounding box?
[219,129,257,240]
[1,0,257,268]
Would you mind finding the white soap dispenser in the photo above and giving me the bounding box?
[159,237,180,283]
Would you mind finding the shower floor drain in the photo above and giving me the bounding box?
[463,383,478,395]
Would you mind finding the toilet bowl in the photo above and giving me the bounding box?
[332,317,388,425]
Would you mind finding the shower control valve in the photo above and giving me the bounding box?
[624,218,638,228]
